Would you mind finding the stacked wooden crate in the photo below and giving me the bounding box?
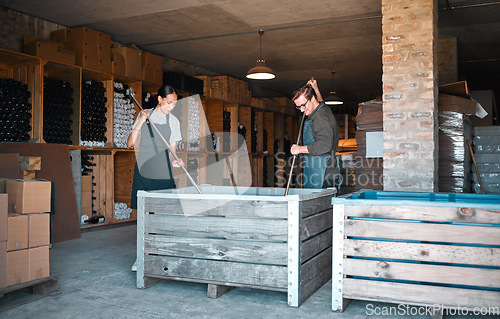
[198,75,251,105]
[355,98,383,191]
[332,190,500,313]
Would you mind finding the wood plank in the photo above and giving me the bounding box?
[144,234,287,265]
[344,239,500,266]
[300,247,332,286]
[22,170,36,180]
[144,197,288,219]
[299,247,332,305]
[105,154,113,221]
[145,213,287,241]
[19,156,41,170]
[301,210,332,241]
[144,254,287,289]
[207,284,235,299]
[345,219,500,245]
[343,278,500,309]
[300,263,332,306]
[344,258,500,288]
[345,204,500,224]
[301,229,332,263]
[301,195,332,218]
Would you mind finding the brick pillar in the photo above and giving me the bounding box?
[382,0,439,192]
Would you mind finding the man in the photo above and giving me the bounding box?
[290,79,339,189]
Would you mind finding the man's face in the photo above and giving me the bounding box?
[294,94,314,116]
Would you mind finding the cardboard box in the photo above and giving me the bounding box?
[0,194,7,241]
[141,51,162,70]
[0,241,6,289]
[76,52,99,70]
[7,214,28,251]
[98,32,111,57]
[0,179,6,193]
[24,40,76,65]
[81,191,92,215]
[50,28,68,43]
[6,180,52,214]
[7,249,29,286]
[154,69,163,86]
[82,175,93,192]
[62,26,100,54]
[112,46,142,80]
[29,213,50,248]
[29,246,49,281]
[112,54,126,77]
[99,57,112,74]
[142,66,155,84]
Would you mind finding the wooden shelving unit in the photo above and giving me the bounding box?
[1,47,303,227]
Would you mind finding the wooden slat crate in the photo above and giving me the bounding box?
[332,190,500,312]
[137,185,336,307]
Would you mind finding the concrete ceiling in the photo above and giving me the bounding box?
[1,0,500,109]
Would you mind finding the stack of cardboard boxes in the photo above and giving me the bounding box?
[51,27,112,73]
[111,45,163,85]
[0,180,51,289]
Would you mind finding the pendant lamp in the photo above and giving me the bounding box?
[324,70,343,105]
[246,29,275,80]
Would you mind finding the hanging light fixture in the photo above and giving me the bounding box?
[324,70,343,105]
[246,29,275,80]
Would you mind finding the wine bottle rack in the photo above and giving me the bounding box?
[1,47,294,227]
[43,77,73,144]
[113,81,135,148]
[0,78,33,143]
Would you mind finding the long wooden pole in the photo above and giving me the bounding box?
[285,113,306,196]
[129,89,203,194]
[467,139,484,194]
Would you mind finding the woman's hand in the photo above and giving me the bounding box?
[137,109,149,125]
[172,159,184,167]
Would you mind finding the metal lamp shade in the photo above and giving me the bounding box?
[246,58,275,80]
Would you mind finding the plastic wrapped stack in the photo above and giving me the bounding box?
[438,111,473,193]
[114,202,132,220]
[472,126,500,194]
[113,81,135,148]
[187,96,201,151]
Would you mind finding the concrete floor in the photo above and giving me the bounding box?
[1,224,495,318]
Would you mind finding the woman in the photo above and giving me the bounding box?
[127,85,184,209]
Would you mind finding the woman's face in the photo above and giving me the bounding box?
[158,93,177,114]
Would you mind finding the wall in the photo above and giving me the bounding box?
[381,0,439,192]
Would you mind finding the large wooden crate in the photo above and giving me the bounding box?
[332,190,500,312]
[137,185,336,307]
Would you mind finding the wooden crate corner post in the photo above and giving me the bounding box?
[331,203,350,312]
[287,200,301,307]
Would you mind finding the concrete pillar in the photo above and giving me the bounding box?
[382,0,439,192]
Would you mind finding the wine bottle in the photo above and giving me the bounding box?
[84,215,105,224]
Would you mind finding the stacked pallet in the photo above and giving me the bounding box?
[1,180,51,289]
[196,76,251,105]
[355,98,383,191]
[472,126,500,194]
[335,114,356,140]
